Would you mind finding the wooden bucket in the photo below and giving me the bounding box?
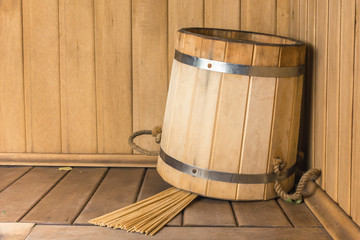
[157,28,306,201]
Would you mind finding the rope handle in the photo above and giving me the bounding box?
[273,157,321,203]
[128,126,321,203]
[128,127,162,156]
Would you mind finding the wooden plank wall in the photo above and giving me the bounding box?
[0,0,359,226]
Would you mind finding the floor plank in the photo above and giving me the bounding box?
[21,168,107,225]
[25,225,332,240]
[137,168,181,226]
[0,167,66,222]
[0,223,34,240]
[277,198,321,227]
[232,200,292,227]
[74,168,145,225]
[183,198,236,226]
[0,167,32,192]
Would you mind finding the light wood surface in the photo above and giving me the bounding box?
[0,153,157,167]
[241,0,277,34]
[25,225,332,240]
[0,167,66,222]
[60,0,97,153]
[22,168,107,224]
[0,223,34,240]
[132,0,168,152]
[0,167,32,192]
[95,0,132,154]
[74,168,145,225]
[183,198,236,226]
[352,0,360,225]
[277,199,321,227]
[204,0,240,29]
[0,0,26,153]
[305,181,360,240]
[22,0,62,153]
[232,200,291,227]
[338,0,355,215]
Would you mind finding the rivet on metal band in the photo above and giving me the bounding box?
[159,148,296,184]
[174,49,305,78]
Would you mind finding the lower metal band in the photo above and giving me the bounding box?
[159,148,295,184]
[174,50,304,78]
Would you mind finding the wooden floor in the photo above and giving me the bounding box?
[0,166,332,240]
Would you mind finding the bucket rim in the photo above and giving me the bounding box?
[179,27,305,47]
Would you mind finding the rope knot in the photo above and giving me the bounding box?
[151,126,162,144]
[273,157,287,176]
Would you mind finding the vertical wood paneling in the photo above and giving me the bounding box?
[307,0,316,170]
[0,0,26,152]
[351,0,360,225]
[23,0,61,153]
[204,0,240,29]
[277,0,290,36]
[132,0,168,151]
[325,0,340,202]
[241,0,276,34]
[314,0,328,188]
[338,0,355,215]
[289,0,300,39]
[168,0,203,78]
[59,0,97,153]
[95,0,132,153]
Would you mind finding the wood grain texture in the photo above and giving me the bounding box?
[352,0,360,225]
[22,0,61,153]
[305,181,360,240]
[289,0,300,39]
[181,39,225,195]
[241,0,276,34]
[22,168,107,224]
[264,46,300,199]
[0,167,32,192]
[307,0,317,170]
[0,223,35,240]
[206,42,252,199]
[0,153,157,167]
[0,167,66,222]
[168,0,203,77]
[74,168,144,225]
[183,198,236,226]
[325,0,340,202]
[314,0,328,188]
[132,0,168,152]
[236,45,278,200]
[60,0,97,153]
[25,226,332,240]
[204,0,240,29]
[276,0,290,36]
[277,199,321,227]
[232,200,291,227]
[137,169,181,226]
[95,0,132,154]
[0,0,26,153]
[338,0,355,215]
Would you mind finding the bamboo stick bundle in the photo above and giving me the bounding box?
[89,187,197,236]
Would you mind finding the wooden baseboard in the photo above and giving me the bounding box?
[304,181,360,240]
[0,153,157,167]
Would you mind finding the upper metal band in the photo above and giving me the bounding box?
[159,148,295,184]
[174,50,304,78]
